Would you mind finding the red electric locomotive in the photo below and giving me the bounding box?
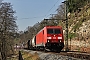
[29,26,64,52]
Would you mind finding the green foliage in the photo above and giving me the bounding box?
[73,21,82,32]
[72,17,87,32]
[67,0,90,12]
[68,33,76,39]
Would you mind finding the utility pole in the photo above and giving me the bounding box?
[62,0,69,51]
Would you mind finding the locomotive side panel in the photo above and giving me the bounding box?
[43,27,48,46]
[36,29,44,47]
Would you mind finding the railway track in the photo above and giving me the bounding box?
[59,51,90,59]
[23,49,90,60]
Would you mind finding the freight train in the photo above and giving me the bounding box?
[27,26,64,52]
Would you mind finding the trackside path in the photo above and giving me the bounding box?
[22,49,89,60]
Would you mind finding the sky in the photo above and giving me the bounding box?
[2,0,65,31]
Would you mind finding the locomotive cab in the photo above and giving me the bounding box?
[45,28,64,51]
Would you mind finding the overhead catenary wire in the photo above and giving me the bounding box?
[44,0,60,18]
[18,0,60,20]
[18,15,45,20]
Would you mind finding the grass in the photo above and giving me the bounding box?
[7,50,40,60]
[21,51,40,60]
[68,33,76,39]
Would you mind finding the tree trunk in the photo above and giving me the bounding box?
[1,40,7,60]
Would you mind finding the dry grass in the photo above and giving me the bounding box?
[21,51,40,60]
[7,50,40,60]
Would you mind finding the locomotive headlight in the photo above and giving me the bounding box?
[59,40,61,42]
[58,37,62,39]
[47,40,50,42]
[47,37,51,39]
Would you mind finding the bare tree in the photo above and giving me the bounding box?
[0,2,17,60]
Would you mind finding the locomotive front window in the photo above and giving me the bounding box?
[47,29,61,34]
[55,29,61,34]
[47,29,53,34]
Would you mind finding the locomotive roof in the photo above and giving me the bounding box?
[36,26,62,35]
[45,26,62,28]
